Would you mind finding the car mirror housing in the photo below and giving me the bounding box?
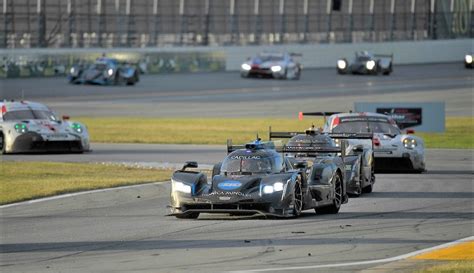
[62,115,70,120]
[406,129,415,134]
[182,161,198,171]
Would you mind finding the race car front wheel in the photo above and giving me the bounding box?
[291,176,303,217]
[0,132,5,154]
[316,174,342,214]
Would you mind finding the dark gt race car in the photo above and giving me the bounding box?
[270,127,375,196]
[168,139,348,219]
[68,57,139,85]
[465,54,473,68]
[337,51,393,75]
[240,52,302,80]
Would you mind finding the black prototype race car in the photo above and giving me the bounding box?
[68,57,139,85]
[168,139,349,219]
[337,51,393,75]
[269,128,375,197]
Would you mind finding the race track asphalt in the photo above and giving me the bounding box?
[1,62,473,272]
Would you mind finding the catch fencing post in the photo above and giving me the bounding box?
[410,0,416,40]
[203,0,210,46]
[152,0,159,46]
[37,0,46,47]
[326,0,332,42]
[389,0,396,40]
[369,0,375,41]
[303,0,309,43]
[279,0,285,43]
[254,0,261,44]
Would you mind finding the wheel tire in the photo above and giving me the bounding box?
[316,174,342,214]
[0,132,5,154]
[291,176,303,217]
[175,212,200,219]
[362,184,373,193]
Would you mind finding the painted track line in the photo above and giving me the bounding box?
[229,236,474,272]
[0,181,169,209]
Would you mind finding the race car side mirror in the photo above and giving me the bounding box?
[182,161,198,171]
[62,115,70,120]
[406,129,415,134]
[352,145,364,153]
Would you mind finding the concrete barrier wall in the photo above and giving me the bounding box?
[0,39,472,78]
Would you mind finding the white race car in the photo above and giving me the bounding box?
[240,52,302,80]
[0,100,90,153]
[300,112,426,173]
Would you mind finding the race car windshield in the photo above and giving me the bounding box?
[356,56,371,61]
[333,121,401,135]
[221,156,282,175]
[3,110,58,121]
[93,63,108,71]
[257,55,284,62]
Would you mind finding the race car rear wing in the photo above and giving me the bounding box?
[280,143,346,158]
[374,53,393,59]
[298,111,344,121]
[328,132,374,149]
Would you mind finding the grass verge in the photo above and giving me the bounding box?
[77,117,473,149]
[415,260,474,273]
[0,161,172,205]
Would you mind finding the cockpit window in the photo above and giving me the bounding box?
[3,110,58,121]
[333,121,401,135]
[221,154,283,175]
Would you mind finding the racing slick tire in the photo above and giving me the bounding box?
[127,72,139,85]
[291,176,304,217]
[172,208,200,219]
[0,132,5,154]
[316,173,343,214]
[362,184,373,193]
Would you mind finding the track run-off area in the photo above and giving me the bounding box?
[1,62,472,272]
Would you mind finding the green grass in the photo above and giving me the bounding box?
[77,117,473,149]
[415,261,474,273]
[0,162,172,205]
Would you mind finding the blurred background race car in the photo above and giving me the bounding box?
[0,100,90,153]
[464,54,473,68]
[68,57,139,85]
[337,51,393,75]
[240,52,302,80]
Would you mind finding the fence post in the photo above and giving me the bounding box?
[152,0,159,46]
[411,0,416,39]
[302,0,308,43]
[97,0,103,47]
[179,0,185,45]
[37,0,46,47]
[229,0,237,44]
[369,0,375,41]
[279,0,285,43]
[389,0,396,41]
[202,0,210,46]
[326,0,332,42]
[2,0,7,48]
[254,0,261,44]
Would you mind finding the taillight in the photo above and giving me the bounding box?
[331,116,340,128]
[373,137,380,147]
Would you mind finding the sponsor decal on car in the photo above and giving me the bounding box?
[217,181,242,191]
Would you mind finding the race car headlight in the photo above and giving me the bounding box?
[366,60,376,70]
[107,68,114,77]
[71,123,83,133]
[337,60,346,69]
[241,63,251,71]
[465,55,473,64]
[403,138,417,149]
[172,180,192,194]
[14,123,28,134]
[271,65,282,72]
[262,182,285,194]
[334,139,340,147]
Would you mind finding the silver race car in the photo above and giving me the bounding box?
[0,100,90,153]
[337,51,393,75]
[300,112,426,173]
[240,52,302,80]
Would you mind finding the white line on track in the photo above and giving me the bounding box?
[229,236,474,272]
[0,181,169,209]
